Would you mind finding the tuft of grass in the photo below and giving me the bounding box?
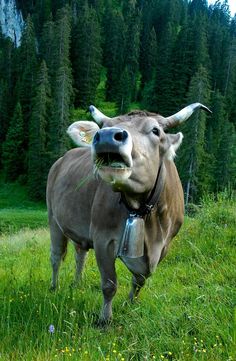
[0,195,235,360]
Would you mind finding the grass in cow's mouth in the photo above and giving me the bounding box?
[96,152,128,168]
[0,194,235,360]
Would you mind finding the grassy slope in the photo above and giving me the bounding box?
[0,194,235,361]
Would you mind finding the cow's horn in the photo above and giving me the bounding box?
[89,105,111,125]
[163,103,212,129]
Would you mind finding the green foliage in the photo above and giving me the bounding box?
[2,103,25,181]
[103,6,125,101]
[17,15,38,124]
[1,0,236,200]
[48,6,73,163]
[177,66,211,204]
[72,2,102,107]
[28,61,52,200]
[0,196,235,360]
[116,67,132,114]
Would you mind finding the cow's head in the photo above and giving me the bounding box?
[67,104,211,194]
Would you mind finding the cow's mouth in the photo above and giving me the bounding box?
[95,152,131,169]
[93,150,133,184]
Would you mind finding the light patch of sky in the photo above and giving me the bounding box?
[208,0,236,16]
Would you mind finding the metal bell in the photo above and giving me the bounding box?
[118,215,145,258]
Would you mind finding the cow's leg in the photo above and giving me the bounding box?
[120,256,150,302]
[73,245,88,285]
[49,220,68,290]
[129,273,149,302]
[95,243,117,325]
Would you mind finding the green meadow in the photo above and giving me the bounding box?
[0,182,235,361]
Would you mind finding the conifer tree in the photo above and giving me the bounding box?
[214,120,236,191]
[28,61,51,199]
[153,21,175,115]
[140,26,158,88]
[34,0,52,35]
[17,15,38,128]
[103,6,125,101]
[0,37,17,163]
[48,7,73,163]
[71,2,102,107]
[122,0,141,101]
[177,66,211,204]
[116,67,132,114]
[208,1,231,93]
[40,15,55,77]
[2,103,25,181]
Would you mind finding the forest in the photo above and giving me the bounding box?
[0,0,235,204]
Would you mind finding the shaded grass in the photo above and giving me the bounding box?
[0,178,47,235]
[0,209,47,234]
[0,196,235,360]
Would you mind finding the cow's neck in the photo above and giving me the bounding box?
[120,162,166,218]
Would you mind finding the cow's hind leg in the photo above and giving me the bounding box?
[73,244,88,285]
[49,220,68,290]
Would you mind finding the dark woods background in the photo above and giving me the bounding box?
[0,0,235,204]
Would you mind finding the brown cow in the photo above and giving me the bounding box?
[46,103,211,325]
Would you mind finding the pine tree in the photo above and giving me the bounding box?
[0,37,17,163]
[40,15,56,78]
[34,0,52,35]
[116,67,132,114]
[16,15,38,129]
[48,7,73,163]
[2,103,25,181]
[205,90,226,192]
[153,21,175,115]
[103,6,125,101]
[122,0,141,101]
[208,1,231,93]
[28,61,51,200]
[140,26,158,88]
[71,2,102,107]
[215,119,236,191]
[177,66,211,204]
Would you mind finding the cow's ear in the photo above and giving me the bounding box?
[165,132,183,160]
[67,121,100,147]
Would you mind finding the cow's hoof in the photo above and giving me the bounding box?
[128,292,139,303]
[49,285,57,292]
[69,281,78,289]
[93,316,112,329]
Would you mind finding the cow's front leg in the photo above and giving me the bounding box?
[120,256,150,302]
[129,272,150,302]
[94,242,117,326]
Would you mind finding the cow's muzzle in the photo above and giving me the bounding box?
[92,127,133,181]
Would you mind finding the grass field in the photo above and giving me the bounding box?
[0,179,47,234]
[0,190,235,361]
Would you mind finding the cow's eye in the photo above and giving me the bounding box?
[152,127,160,136]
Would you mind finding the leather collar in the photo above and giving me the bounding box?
[120,162,165,218]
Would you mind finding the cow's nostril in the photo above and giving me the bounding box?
[114,130,128,142]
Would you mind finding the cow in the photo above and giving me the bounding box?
[46,103,211,325]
